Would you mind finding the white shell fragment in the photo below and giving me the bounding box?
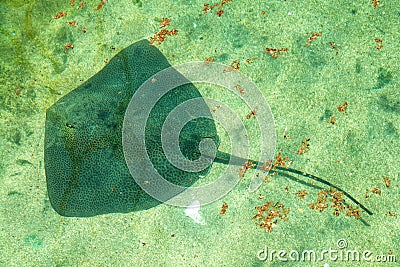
[184,200,206,225]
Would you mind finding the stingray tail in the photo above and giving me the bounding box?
[214,150,373,216]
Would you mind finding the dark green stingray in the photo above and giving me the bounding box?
[44,40,372,218]
[44,40,221,217]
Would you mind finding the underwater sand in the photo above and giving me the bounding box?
[0,0,399,266]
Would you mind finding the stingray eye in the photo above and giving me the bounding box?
[65,122,75,129]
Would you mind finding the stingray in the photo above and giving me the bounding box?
[44,40,372,217]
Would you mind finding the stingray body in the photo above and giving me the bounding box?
[44,40,219,217]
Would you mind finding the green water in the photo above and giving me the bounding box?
[0,0,398,266]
